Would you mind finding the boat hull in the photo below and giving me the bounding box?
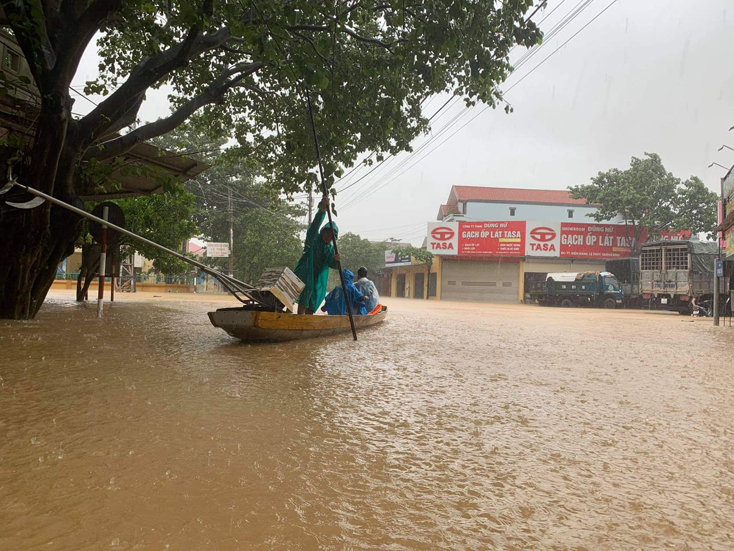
[208,306,388,342]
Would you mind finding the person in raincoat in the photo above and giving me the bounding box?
[354,266,381,314]
[321,269,368,316]
[294,196,341,314]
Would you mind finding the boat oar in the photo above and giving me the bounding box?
[306,91,358,341]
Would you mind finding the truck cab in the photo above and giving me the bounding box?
[531,271,624,308]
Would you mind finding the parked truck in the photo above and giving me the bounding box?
[639,240,722,314]
[529,271,624,309]
[605,257,643,308]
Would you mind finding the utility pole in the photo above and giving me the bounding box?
[228,187,234,277]
[307,188,313,223]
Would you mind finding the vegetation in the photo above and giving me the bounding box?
[327,233,393,289]
[393,245,434,299]
[569,153,719,255]
[0,0,541,319]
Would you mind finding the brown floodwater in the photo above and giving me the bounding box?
[1,291,733,550]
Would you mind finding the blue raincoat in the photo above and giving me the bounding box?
[294,210,339,312]
[323,269,368,316]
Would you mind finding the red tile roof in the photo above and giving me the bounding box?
[450,186,592,206]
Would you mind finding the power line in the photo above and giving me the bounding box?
[341,0,619,212]
[69,86,98,107]
[336,1,585,208]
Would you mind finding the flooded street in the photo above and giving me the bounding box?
[2,292,734,550]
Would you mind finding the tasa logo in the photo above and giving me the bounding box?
[530,227,556,242]
[431,226,455,241]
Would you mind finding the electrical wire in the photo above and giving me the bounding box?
[340,0,619,212]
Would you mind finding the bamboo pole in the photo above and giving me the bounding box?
[306,91,357,341]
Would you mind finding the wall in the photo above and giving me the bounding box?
[463,202,623,224]
[441,257,520,303]
[51,280,196,293]
[387,258,442,300]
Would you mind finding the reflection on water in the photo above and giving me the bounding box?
[1,295,733,550]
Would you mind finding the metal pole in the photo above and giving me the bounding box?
[228,187,234,277]
[306,91,357,341]
[7,181,256,293]
[714,257,720,326]
[97,206,109,318]
[308,189,313,222]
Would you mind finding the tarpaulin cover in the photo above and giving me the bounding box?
[643,240,719,274]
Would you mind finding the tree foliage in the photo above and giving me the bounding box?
[569,153,719,254]
[0,0,541,318]
[113,191,199,274]
[327,232,391,288]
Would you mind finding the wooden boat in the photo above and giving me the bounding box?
[208,305,388,342]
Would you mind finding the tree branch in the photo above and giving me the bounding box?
[53,0,124,84]
[77,26,232,146]
[286,22,392,49]
[84,62,263,162]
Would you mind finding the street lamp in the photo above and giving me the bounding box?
[708,162,730,170]
[718,145,734,153]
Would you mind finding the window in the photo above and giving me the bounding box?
[509,207,516,216]
[4,49,20,73]
[568,209,574,219]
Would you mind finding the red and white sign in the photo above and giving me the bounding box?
[526,222,561,257]
[428,221,641,259]
[427,222,459,253]
[427,221,524,255]
[558,223,637,259]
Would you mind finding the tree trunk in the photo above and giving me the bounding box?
[0,94,83,319]
[0,205,81,318]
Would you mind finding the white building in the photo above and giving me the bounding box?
[437,185,623,224]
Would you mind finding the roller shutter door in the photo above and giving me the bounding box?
[441,260,519,303]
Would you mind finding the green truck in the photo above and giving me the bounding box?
[529,271,625,309]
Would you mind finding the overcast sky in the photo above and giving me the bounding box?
[72,0,734,246]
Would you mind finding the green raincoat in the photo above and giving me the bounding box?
[294,210,339,311]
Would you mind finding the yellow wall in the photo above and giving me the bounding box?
[50,280,196,293]
[387,258,441,300]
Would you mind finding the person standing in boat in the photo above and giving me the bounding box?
[294,196,341,315]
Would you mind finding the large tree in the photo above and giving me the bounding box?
[0,0,540,319]
[569,153,719,255]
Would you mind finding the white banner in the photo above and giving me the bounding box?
[206,242,230,258]
[426,222,459,255]
[525,222,561,257]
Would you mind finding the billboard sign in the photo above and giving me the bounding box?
[385,250,412,267]
[206,242,230,258]
[427,220,638,259]
[558,223,636,259]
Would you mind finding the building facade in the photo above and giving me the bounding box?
[386,185,633,303]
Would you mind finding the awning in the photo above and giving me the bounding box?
[80,141,209,201]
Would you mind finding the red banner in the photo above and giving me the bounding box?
[427,221,678,259]
[559,223,638,259]
[457,221,525,256]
